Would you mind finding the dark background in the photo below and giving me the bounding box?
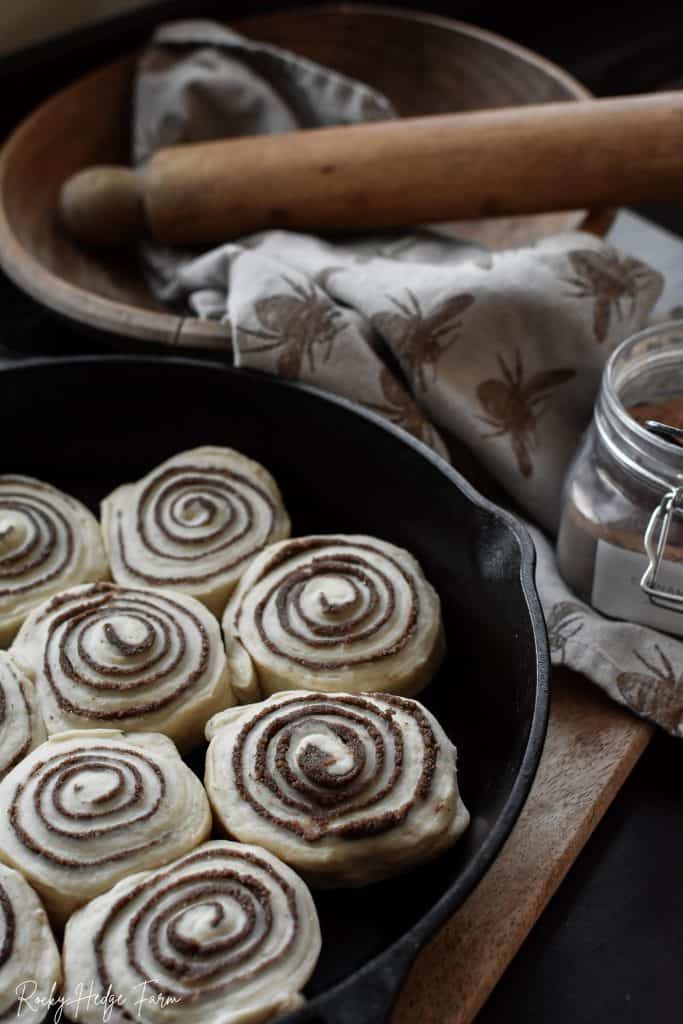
[2,3,683,1021]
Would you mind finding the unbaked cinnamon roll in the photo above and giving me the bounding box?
[62,840,321,1024]
[222,534,445,701]
[101,447,291,614]
[0,651,45,781]
[10,582,234,751]
[0,729,212,928]
[0,475,108,646]
[205,691,469,886]
[0,863,61,1023]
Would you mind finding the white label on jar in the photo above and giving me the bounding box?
[591,539,683,637]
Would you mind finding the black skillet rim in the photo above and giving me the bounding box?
[0,353,551,1022]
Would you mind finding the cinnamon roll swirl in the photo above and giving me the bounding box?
[0,652,45,782]
[0,729,212,928]
[62,840,321,1024]
[222,535,445,701]
[205,691,469,886]
[101,447,291,614]
[0,864,61,1023]
[10,582,234,751]
[0,475,108,646]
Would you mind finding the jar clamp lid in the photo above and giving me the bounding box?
[598,321,683,612]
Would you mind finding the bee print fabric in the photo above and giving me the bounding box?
[136,22,662,532]
[133,20,682,738]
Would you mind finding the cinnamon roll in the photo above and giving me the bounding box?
[0,475,108,646]
[101,447,291,614]
[0,729,212,928]
[62,840,321,1024]
[0,651,45,782]
[205,691,469,886]
[0,864,61,1023]
[222,534,445,701]
[10,582,234,751]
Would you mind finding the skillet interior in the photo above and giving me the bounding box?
[0,355,549,1022]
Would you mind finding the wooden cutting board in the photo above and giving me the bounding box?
[391,668,653,1023]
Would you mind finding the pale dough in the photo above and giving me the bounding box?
[0,728,212,928]
[205,690,469,886]
[10,581,235,752]
[221,534,445,702]
[0,475,109,646]
[101,446,291,615]
[0,651,46,781]
[0,863,61,1023]
[62,840,321,1024]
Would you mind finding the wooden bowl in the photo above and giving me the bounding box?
[0,4,607,350]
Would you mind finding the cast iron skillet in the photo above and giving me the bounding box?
[1,355,550,1024]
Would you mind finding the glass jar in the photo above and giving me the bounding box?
[557,321,683,637]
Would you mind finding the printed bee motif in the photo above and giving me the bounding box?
[546,601,585,664]
[563,249,659,343]
[372,290,474,393]
[617,645,683,734]
[365,367,440,448]
[238,277,344,379]
[477,349,575,478]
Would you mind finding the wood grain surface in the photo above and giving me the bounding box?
[69,92,677,246]
[391,669,653,1024]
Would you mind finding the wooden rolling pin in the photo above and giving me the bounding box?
[59,91,683,246]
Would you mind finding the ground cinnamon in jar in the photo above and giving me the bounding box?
[629,397,683,435]
[557,324,683,636]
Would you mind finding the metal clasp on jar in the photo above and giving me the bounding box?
[641,486,683,610]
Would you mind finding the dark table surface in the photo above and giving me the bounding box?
[2,3,683,1022]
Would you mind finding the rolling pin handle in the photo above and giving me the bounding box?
[58,166,145,246]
